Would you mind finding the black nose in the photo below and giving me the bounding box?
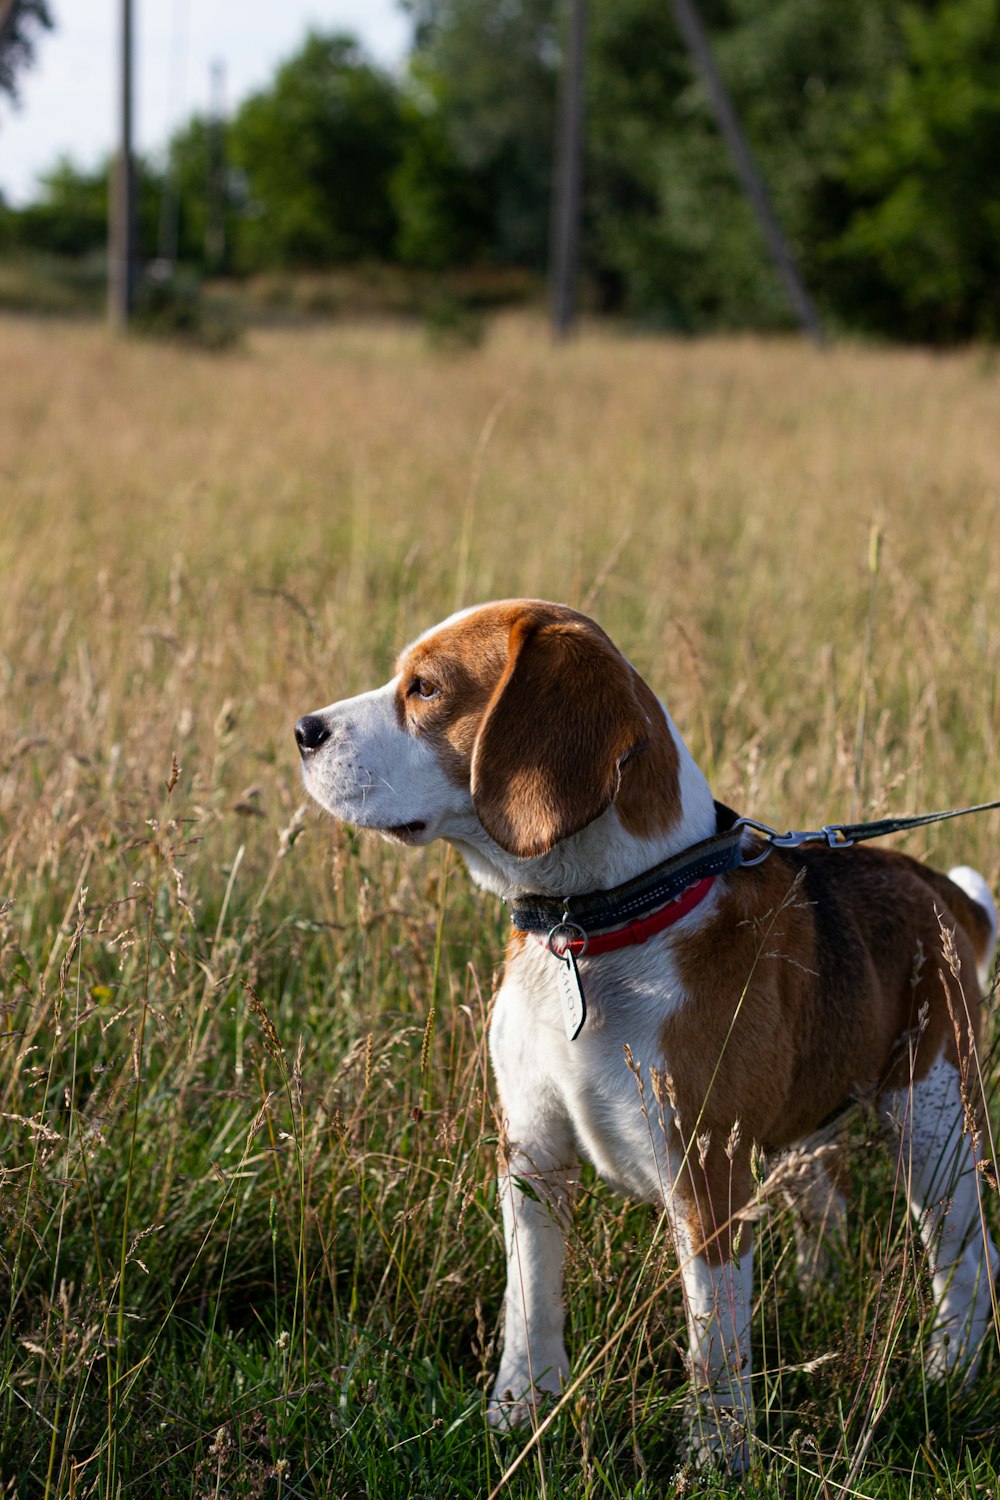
[295,714,331,754]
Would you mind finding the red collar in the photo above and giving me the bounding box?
[532,875,716,959]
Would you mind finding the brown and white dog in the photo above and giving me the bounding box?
[295,599,999,1469]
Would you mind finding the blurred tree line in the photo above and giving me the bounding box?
[2,0,999,341]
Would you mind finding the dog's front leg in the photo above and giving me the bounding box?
[675,1215,754,1475]
[487,1133,576,1429]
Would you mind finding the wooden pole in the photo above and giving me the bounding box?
[108,0,137,330]
[667,0,825,346]
[549,0,587,340]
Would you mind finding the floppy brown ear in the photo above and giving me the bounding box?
[470,613,653,858]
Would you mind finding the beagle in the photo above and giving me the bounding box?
[295,599,998,1470]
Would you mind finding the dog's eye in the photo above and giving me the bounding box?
[408,677,439,701]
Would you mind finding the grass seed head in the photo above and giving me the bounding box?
[242,979,284,1062]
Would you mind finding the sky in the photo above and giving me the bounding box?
[0,1,413,206]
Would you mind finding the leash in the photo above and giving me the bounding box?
[734,796,1000,865]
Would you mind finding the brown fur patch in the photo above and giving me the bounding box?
[394,600,681,857]
[506,927,528,962]
[661,844,985,1259]
[613,671,681,842]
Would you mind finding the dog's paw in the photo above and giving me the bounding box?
[925,1314,991,1386]
[487,1360,566,1430]
[684,1395,751,1477]
[486,1391,550,1431]
[689,1433,750,1478]
[924,1241,999,1386]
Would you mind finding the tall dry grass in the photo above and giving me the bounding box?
[1,311,999,1496]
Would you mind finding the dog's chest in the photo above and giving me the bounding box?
[491,941,687,1203]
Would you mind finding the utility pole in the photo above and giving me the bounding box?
[108,0,137,330]
[667,0,825,346]
[549,0,587,340]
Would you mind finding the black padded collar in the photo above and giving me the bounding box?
[509,802,744,936]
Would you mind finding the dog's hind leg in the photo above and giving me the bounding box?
[787,1150,849,1294]
[883,1053,999,1382]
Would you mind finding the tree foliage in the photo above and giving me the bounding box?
[402,0,907,328]
[401,0,560,268]
[226,32,405,269]
[390,72,493,269]
[830,0,1000,340]
[0,0,52,104]
[4,4,1000,341]
[0,155,161,258]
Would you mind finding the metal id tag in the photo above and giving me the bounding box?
[555,947,587,1041]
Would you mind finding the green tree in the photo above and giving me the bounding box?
[584,0,913,329]
[226,32,406,269]
[8,5,999,341]
[164,115,240,269]
[12,158,106,255]
[402,0,560,268]
[0,0,52,104]
[4,156,161,259]
[406,0,909,328]
[830,0,1000,340]
[390,70,493,268]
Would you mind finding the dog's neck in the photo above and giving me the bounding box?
[451,706,716,903]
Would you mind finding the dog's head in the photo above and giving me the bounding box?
[295,599,682,860]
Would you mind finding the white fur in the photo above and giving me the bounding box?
[883,1054,1000,1380]
[489,1140,573,1428]
[949,865,999,991]
[677,1228,754,1473]
[298,678,460,845]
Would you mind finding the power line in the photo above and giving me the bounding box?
[108,0,137,330]
[156,0,190,267]
[205,58,226,272]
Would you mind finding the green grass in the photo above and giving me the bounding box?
[1,310,999,1496]
[0,253,106,316]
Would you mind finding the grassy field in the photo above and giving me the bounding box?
[1,310,999,1498]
